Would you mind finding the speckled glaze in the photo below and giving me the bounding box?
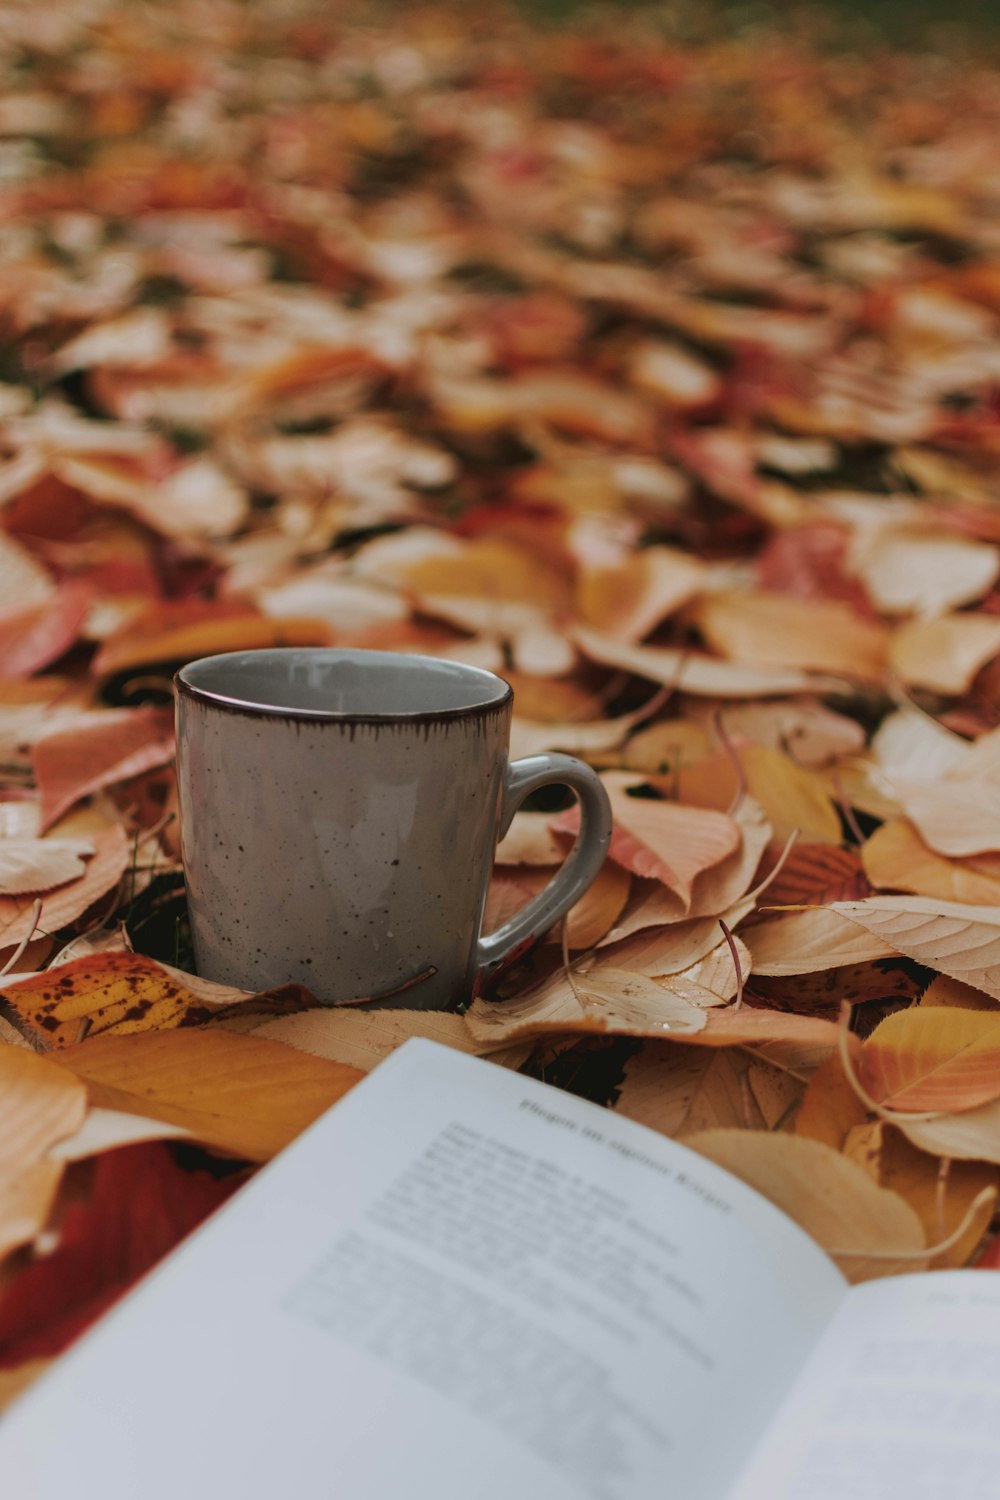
[175,649,612,1010]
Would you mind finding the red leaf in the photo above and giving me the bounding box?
[0,1144,245,1366]
[34,706,175,831]
[757,842,872,907]
[0,580,93,677]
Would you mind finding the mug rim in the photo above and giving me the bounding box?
[174,647,514,724]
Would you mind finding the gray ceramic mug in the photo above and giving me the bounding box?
[174,648,612,1010]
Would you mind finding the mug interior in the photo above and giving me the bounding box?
[176,648,512,720]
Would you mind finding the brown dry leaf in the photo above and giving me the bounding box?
[561,860,632,949]
[615,1044,777,1137]
[33,706,174,831]
[832,897,1000,1001]
[853,529,999,617]
[465,964,710,1046]
[685,1129,927,1282]
[687,699,866,768]
[552,772,739,910]
[694,591,886,680]
[0,838,95,896]
[598,904,755,974]
[241,1008,533,1073]
[616,719,712,776]
[889,613,1000,693]
[858,1007,1000,1114]
[575,545,706,642]
[91,612,334,680]
[57,1029,363,1162]
[679,746,842,843]
[891,781,1000,859]
[795,1053,869,1151]
[920,975,999,1012]
[495,813,565,866]
[876,1132,998,1270]
[0,825,129,951]
[0,1045,87,1261]
[756,842,870,907]
[0,951,316,1048]
[746,906,899,976]
[895,1097,1000,1166]
[571,623,833,697]
[863,819,1000,903]
[599,799,769,935]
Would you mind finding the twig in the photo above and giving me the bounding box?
[829,1187,996,1263]
[718,918,744,1010]
[0,899,43,977]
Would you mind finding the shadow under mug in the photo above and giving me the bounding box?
[174,648,613,1010]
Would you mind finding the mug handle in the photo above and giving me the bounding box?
[476,752,613,984]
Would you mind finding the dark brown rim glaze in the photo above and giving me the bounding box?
[174,657,514,726]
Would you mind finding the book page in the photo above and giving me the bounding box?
[0,1039,845,1500]
[728,1270,1000,1499]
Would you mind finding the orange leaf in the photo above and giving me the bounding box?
[859,1008,1000,1114]
[58,1028,363,1161]
[0,1045,87,1261]
[552,773,739,910]
[0,825,129,951]
[694,590,886,680]
[34,706,174,831]
[91,606,333,678]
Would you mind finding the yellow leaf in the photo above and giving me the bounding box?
[694,591,886,680]
[1,952,315,1048]
[859,1007,1000,1114]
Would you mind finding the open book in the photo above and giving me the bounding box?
[2,1039,999,1498]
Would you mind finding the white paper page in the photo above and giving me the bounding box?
[728,1269,1000,1500]
[0,1039,845,1500]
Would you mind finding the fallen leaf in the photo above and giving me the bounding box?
[91,610,334,680]
[0,1045,87,1262]
[694,591,886,679]
[679,745,843,843]
[57,1029,363,1161]
[854,529,999,617]
[863,819,1000,903]
[746,906,899,975]
[858,1007,1000,1114]
[890,781,1000,859]
[685,1129,926,1281]
[615,1044,775,1137]
[33,706,174,831]
[876,1132,997,1270]
[832,897,1000,1001]
[889,613,1000,693]
[0,580,92,678]
[757,842,870,907]
[572,624,833,697]
[0,951,316,1048]
[552,772,739,910]
[0,1144,243,1367]
[0,838,95,896]
[575,545,706,642]
[0,825,129,952]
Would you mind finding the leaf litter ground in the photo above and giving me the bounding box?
[2,0,1000,1400]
